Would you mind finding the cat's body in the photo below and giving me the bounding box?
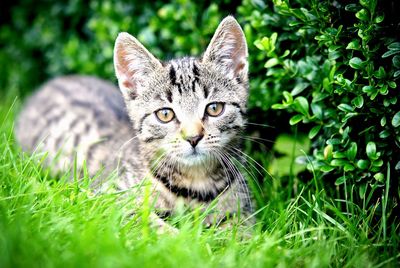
[16,16,253,226]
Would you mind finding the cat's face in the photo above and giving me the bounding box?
[114,16,248,168]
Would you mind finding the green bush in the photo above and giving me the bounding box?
[240,0,400,229]
[0,0,238,96]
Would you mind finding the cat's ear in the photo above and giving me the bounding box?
[202,16,248,81]
[114,32,162,99]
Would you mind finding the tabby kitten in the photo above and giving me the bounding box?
[16,16,253,226]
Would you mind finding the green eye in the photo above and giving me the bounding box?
[155,108,175,123]
[206,102,225,117]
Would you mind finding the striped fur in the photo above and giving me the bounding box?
[16,16,253,226]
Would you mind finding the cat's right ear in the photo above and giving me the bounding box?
[114,32,162,100]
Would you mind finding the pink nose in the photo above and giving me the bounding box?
[186,134,204,148]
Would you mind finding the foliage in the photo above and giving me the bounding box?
[0,0,238,96]
[239,0,400,233]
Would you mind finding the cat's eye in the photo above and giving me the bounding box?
[155,108,175,123]
[205,102,225,117]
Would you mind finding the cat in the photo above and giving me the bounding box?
[15,16,253,227]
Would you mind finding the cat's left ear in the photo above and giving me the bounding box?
[202,16,248,81]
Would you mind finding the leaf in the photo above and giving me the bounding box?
[338,103,354,112]
[346,40,361,50]
[393,55,400,68]
[359,183,367,198]
[289,114,303,125]
[374,173,384,182]
[320,165,335,172]
[324,144,333,160]
[357,159,370,170]
[308,125,321,139]
[380,117,387,127]
[351,96,364,108]
[291,82,308,96]
[349,57,364,69]
[374,15,384,23]
[379,130,390,139]
[346,142,357,161]
[331,159,348,167]
[366,142,377,160]
[335,176,347,185]
[310,104,323,120]
[283,91,293,104]
[344,164,355,172]
[264,58,279,68]
[388,42,400,51]
[294,97,309,116]
[382,50,400,58]
[355,9,369,21]
[392,111,400,127]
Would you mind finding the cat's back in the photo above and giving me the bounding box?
[16,75,133,175]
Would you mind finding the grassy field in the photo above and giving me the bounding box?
[0,99,399,268]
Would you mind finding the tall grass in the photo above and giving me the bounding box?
[0,99,399,267]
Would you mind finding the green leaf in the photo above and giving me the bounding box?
[324,144,333,160]
[357,159,370,170]
[289,114,303,125]
[379,130,390,139]
[283,91,293,104]
[359,183,367,198]
[382,50,400,58]
[374,15,384,23]
[374,173,384,182]
[393,55,400,68]
[335,176,347,185]
[392,111,400,127]
[355,9,369,21]
[388,81,397,88]
[351,96,364,108]
[294,97,309,116]
[344,164,355,172]
[346,40,360,50]
[346,142,357,161]
[264,58,279,68]
[320,165,335,172]
[349,57,364,69]
[338,103,354,112]
[388,42,400,51]
[308,125,321,139]
[380,117,387,126]
[291,82,308,96]
[331,159,348,167]
[366,142,377,160]
[374,66,386,79]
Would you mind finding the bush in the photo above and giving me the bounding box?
[240,0,400,231]
[0,0,238,96]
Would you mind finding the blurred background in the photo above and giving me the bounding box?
[0,0,399,222]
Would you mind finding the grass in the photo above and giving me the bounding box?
[0,99,399,268]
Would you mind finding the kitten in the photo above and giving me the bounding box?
[15,16,253,227]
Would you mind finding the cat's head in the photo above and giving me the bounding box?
[114,16,248,169]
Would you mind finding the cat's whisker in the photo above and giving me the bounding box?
[221,147,263,194]
[211,148,253,212]
[245,122,276,128]
[238,135,275,145]
[227,145,273,179]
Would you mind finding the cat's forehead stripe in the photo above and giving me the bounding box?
[169,58,200,95]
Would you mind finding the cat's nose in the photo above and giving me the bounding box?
[186,134,204,148]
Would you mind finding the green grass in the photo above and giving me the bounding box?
[0,99,399,268]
